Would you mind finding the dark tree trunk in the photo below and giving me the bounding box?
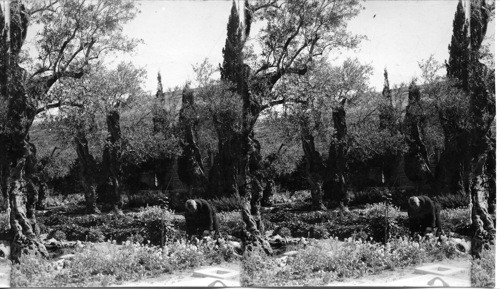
[467,0,495,257]
[403,84,433,193]
[433,111,468,196]
[324,100,348,206]
[0,135,8,212]
[99,110,123,212]
[177,86,207,194]
[208,133,241,198]
[0,2,48,261]
[485,134,495,215]
[74,132,100,214]
[301,133,326,210]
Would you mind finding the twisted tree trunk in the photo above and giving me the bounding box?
[324,100,348,206]
[433,111,468,196]
[178,86,207,195]
[74,132,100,214]
[301,133,326,210]
[467,0,495,257]
[100,110,123,212]
[403,83,433,194]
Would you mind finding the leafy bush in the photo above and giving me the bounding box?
[208,196,242,212]
[471,247,495,287]
[11,238,238,287]
[44,193,85,208]
[271,190,311,205]
[218,211,245,237]
[241,236,463,286]
[39,207,180,246]
[440,207,471,235]
[127,190,167,208]
[0,212,8,234]
[433,193,469,209]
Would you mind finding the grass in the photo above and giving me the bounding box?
[242,235,464,286]
[471,246,495,287]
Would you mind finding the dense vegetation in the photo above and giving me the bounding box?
[0,0,495,287]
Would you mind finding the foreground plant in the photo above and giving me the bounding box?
[11,237,237,287]
[242,236,464,286]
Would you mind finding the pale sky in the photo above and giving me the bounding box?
[112,0,494,94]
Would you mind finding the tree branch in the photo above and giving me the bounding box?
[260,97,307,112]
[35,100,83,114]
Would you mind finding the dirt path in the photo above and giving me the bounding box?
[113,262,240,287]
[0,259,10,288]
[326,257,471,286]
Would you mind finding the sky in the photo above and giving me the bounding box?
[112,0,495,94]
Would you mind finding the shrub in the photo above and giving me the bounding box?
[209,196,242,212]
[471,247,495,288]
[217,211,245,237]
[127,190,167,208]
[44,193,85,208]
[241,236,463,286]
[11,237,238,287]
[0,212,8,234]
[38,208,180,246]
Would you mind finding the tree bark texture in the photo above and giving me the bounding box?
[403,85,433,194]
[74,132,100,214]
[301,133,326,210]
[433,110,468,196]
[324,100,348,206]
[99,110,123,211]
[0,2,49,261]
[467,0,495,257]
[177,86,207,193]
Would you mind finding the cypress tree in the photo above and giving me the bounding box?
[446,0,469,91]
[220,0,242,84]
[382,68,391,101]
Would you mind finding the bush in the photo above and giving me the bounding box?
[241,236,463,286]
[38,207,180,246]
[217,211,245,237]
[471,247,495,287]
[127,190,167,208]
[11,237,238,287]
[44,193,85,208]
[0,212,8,234]
[208,196,242,212]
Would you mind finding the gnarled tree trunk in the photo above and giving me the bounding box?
[74,132,100,214]
[467,0,495,257]
[324,100,348,206]
[178,85,207,195]
[403,83,433,194]
[0,1,48,261]
[433,111,468,196]
[99,110,123,212]
[301,133,326,210]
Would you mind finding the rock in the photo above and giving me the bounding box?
[39,233,48,241]
[283,250,298,257]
